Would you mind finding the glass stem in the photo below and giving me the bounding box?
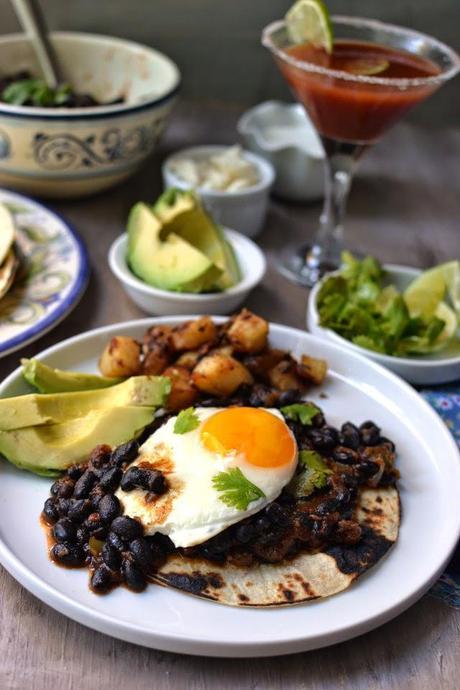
[306,140,365,277]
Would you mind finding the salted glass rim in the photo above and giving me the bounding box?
[262,15,460,88]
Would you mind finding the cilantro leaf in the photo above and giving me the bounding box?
[173,407,200,434]
[294,450,333,496]
[2,78,73,107]
[212,467,266,510]
[281,402,319,426]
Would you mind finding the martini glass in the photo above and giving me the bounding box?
[262,16,460,286]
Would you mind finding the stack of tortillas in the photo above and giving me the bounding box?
[0,204,19,301]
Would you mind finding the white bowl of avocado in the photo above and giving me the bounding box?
[108,189,266,316]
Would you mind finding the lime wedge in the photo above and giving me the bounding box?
[404,261,460,318]
[343,58,390,76]
[286,0,333,53]
[432,302,458,349]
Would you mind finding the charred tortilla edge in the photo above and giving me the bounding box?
[152,486,400,607]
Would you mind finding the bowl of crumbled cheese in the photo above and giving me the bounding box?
[162,145,275,238]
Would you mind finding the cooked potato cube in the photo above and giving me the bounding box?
[175,350,202,370]
[192,354,253,397]
[163,365,198,411]
[268,359,301,392]
[99,337,141,377]
[297,355,328,386]
[171,316,217,351]
[244,348,287,380]
[142,325,173,355]
[227,309,269,353]
[142,344,171,375]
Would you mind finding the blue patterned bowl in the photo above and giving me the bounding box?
[0,32,180,198]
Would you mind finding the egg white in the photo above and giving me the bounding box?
[116,407,297,548]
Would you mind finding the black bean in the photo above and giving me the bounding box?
[122,558,146,592]
[111,516,143,542]
[111,440,139,467]
[235,523,255,544]
[67,499,92,523]
[53,518,77,543]
[99,466,122,492]
[91,565,112,593]
[67,464,85,480]
[120,467,144,492]
[308,426,339,453]
[84,512,108,539]
[107,531,125,552]
[56,498,72,517]
[248,384,279,408]
[101,541,122,570]
[43,498,59,524]
[98,494,121,523]
[254,516,271,533]
[380,436,396,452]
[332,446,359,465]
[340,422,361,450]
[51,542,85,567]
[278,389,302,407]
[148,533,175,554]
[50,478,75,498]
[88,445,112,469]
[90,485,105,509]
[265,502,290,526]
[76,525,89,544]
[359,421,381,446]
[129,538,154,573]
[121,467,167,495]
[73,470,97,499]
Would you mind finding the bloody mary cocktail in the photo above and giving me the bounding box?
[281,40,441,143]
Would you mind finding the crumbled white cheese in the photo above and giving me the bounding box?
[169,146,260,192]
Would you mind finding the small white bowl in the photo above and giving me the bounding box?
[108,228,266,316]
[307,264,460,385]
[237,100,325,203]
[162,146,275,238]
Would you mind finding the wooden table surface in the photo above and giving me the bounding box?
[0,102,459,690]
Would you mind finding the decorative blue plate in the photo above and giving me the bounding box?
[0,189,88,357]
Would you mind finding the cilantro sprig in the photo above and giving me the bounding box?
[294,450,332,496]
[212,467,266,510]
[281,402,319,425]
[174,407,200,434]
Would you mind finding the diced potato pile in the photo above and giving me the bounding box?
[98,309,328,410]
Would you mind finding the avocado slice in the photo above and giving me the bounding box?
[0,375,170,431]
[127,202,222,293]
[22,358,123,393]
[153,189,241,290]
[0,406,156,476]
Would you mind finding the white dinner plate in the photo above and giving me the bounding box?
[0,189,88,358]
[0,318,459,657]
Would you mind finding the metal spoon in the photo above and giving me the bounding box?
[10,0,62,88]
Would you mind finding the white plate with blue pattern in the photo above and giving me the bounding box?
[0,189,88,358]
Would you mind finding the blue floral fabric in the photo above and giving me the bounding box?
[420,383,460,608]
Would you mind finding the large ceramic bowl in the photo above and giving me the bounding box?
[0,32,180,198]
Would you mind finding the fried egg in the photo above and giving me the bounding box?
[116,407,298,548]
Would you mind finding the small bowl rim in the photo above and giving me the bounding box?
[0,31,181,119]
[237,99,324,159]
[308,263,460,369]
[162,145,275,198]
[108,227,267,302]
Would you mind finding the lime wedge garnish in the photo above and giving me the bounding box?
[432,301,458,348]
[343,58,390,76]
[404,261,460,319]
[286,0,333,53]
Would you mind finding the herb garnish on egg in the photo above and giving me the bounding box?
[212,467,266,510]
[173,407,200,434]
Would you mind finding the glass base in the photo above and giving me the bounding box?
[278,243,340,287]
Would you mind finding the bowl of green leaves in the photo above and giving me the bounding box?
[307,253,460,385]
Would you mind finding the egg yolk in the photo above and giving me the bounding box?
[200,407,297,468]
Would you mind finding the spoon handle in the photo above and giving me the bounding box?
[11,0,61,88]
